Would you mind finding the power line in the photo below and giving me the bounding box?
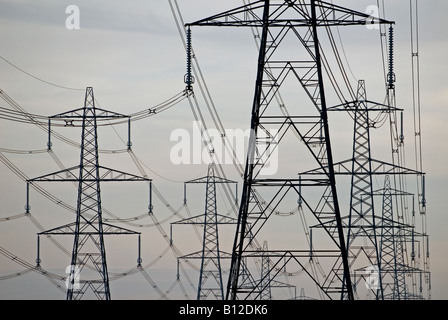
[0,55,84,91]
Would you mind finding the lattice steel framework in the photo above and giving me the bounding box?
[260,241,272,300]
[187,0,393,300]
[171,163,237,300]
[333,80,383,299]
[375,175,429,300]
[326,80,396,299]
[28,87,150,300]
[378,175,406,299]
[321,76,429,300]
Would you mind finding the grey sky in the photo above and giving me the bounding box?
[0,0,447,300]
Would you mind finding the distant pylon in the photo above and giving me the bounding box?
[378,175,407,299]
[345,80,382,299]
[28,87,150,300]
[260,241,271,300]
[171,163,237,300]
[375,175,429,300]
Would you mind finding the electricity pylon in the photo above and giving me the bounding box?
[260,241,272,300]
[325,80,403,299]
[378,175,407,299]
[374,175,430,300]
[318,68,433,300]
[259,240,296,300]
[187,0,393,300]
[171,163,237,300]
[323,78,426,299]
[28,87,150,300]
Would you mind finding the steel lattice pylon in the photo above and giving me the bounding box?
[321,74,431,301]
[324,79,427,299]
[28,87,150,300]
[378,175,407,299]
[171,163,237,300]
[187,0,393,300]
[375,175,428,300]
[260,241,272,300]
[337,80,384,299]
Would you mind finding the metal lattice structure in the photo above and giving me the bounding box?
[374,175,429,300]
[378,175,407,299]
[187,0,393,300]
[324,78,428,299]
[324,80,413,299]
[27,87,150,300]
[0,0,433,302]
[171,163,237,300]
[260,241,272,300]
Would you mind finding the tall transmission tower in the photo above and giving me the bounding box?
[171,163,237,300]
[187,0,393,300]
[27,87,150,300]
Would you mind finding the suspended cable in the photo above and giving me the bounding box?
[0,147,48,155]
[170,0,247,179]
[0,55,84,91]
[0,246,66,293]
[0,88,188,157]
[410,0,425,210]
[0,212,28,222]
[186,93,240,215]
[333,23,358,83]
[138,267,169,300]
[410,0,430,299]
[0,151,76,213]
[0,88,186,127]
[1,139,190,287]
[0,268,33,280]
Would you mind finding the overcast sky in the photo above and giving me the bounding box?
[0,0,447,300]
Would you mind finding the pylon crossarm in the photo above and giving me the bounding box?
[97,166,151,182]
[351,159,423,176]
[187,0,393,28]
[38,222,140,235]
[327,99,403,112]
[172,214,237,225]
[27,166,79,182]
[27,165,150,182]
[186,175,237,184]
[301,159,424,176]
[50,107,128,120]
[178,250,232,261]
